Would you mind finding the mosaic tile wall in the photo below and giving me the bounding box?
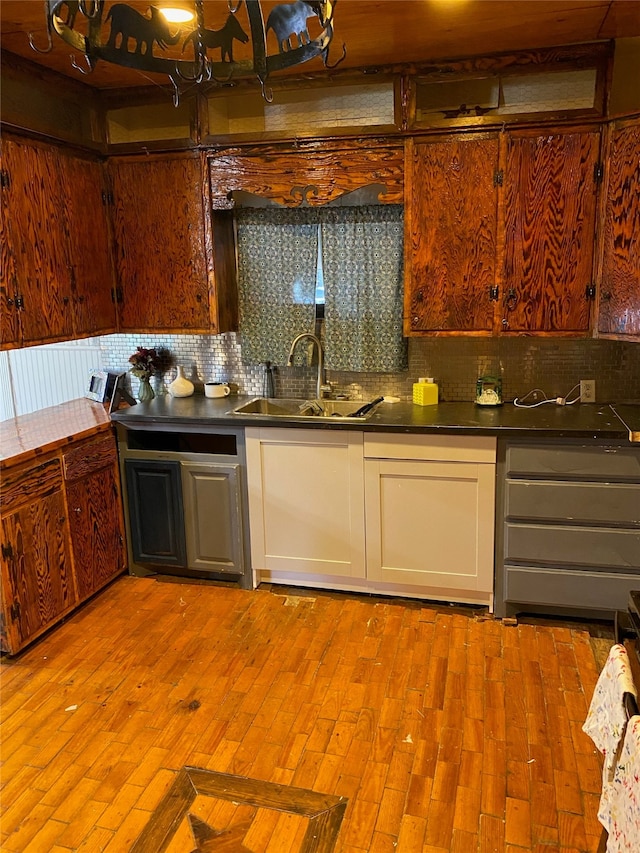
[99,332,640,404]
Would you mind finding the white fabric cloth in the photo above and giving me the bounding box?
[605,715,640,852]
[582,643,639,845]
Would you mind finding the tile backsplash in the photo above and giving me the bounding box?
[100,333,640,404]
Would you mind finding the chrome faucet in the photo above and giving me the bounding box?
[287,333,325,399]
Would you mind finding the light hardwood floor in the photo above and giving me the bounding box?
[0,576,609,852]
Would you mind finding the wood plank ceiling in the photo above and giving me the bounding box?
[1,0,639,92]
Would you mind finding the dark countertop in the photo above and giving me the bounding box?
[610,405,640,442]
[111,395,639,441]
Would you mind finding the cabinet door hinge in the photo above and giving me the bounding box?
[493,170,504,187]
[1,543,14,560]
[585,284,596,300]
[9,601,21,623]
[593,162,604,184]
[489,286,499,301]
[0,169,10,189]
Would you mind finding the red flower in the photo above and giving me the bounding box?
[128,347,161,378]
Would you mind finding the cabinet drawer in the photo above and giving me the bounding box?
[505,566,640,612]
[364,433,496,463]
[505,523,640,570]
[0,456,62,513]
[506,444,640,480]
[505,480,640,525]
[63,435,117,481]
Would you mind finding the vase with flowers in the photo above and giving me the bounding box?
[128,347,161,403]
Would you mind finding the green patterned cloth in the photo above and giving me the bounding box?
[321,205,407,372]
[236,205,406,372]
[236,209,318,365]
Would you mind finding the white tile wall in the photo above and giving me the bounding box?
[0,340,103,421]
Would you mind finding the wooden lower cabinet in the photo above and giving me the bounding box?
[0,457,76,653]
[1,431,126,654]
[63,435,127,602]
[246,428,496,605]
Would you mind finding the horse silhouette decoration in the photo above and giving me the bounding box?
[182,13,249,63]
[106,4,181,55]
[266,0,323,53]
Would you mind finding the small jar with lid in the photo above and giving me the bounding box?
[475,375,502,406]
[413,377,439,406]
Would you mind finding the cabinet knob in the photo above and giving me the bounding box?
[7,297,14,307]
[502,318,509,328]
[62,296,70,306]
[77,295,84,304]
[412,316,419,326]
[74,507,82,513]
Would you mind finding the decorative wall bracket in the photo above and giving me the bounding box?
[32,0,345,105]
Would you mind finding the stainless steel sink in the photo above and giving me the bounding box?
[230,397,377,421]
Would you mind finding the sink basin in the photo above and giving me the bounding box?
[230,397,377,421]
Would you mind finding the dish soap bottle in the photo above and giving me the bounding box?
[413,377,439,406]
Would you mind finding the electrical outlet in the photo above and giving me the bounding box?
[580,379,596,403]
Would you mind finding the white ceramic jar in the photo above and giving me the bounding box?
[168,366,195,398]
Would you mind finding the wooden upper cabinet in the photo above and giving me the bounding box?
[1,137,74,345]
[208,142,404,208]
[60,154,117,337]
[404,135,499,335]
[598,119,640,340]
[501,129,601,334]
[109,154,212,332]
[0,136,116,348]
[0,139,21,348]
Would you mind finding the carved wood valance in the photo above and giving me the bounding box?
[207,142,403,208]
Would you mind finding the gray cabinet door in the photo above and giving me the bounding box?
[124,458,187,568]
[181,462,244,576]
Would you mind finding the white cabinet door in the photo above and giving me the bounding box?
[246,428,365,584]
[364,455,495,603]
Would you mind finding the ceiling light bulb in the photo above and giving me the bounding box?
[159,8,195,24]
